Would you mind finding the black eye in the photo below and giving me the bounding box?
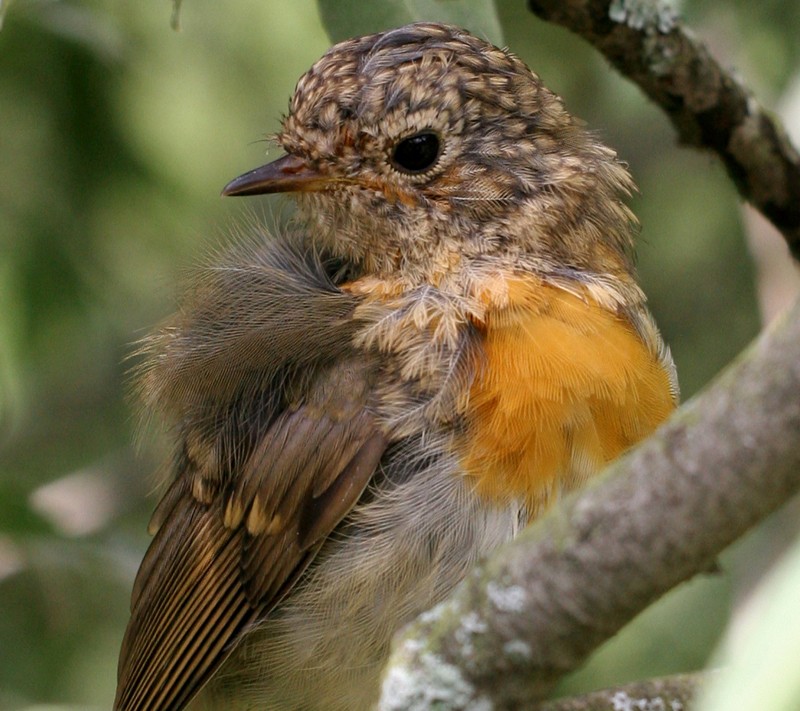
[391,131,441,174]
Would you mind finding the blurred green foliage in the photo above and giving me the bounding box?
[699,532,800,711]
[317,0,503,44]
[0,1,796,709]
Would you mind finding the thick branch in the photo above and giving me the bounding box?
[378,296,800,710]
[526,0,800,259]
[538,672,709,711]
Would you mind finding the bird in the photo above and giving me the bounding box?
[114,21,678,711]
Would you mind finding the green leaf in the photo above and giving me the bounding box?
[317,0,503,46]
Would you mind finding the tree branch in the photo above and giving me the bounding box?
[378,295,800,710]
[375,4,800,709]
[538,672,709,711]
[525,0,800,260]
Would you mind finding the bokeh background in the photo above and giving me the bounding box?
[1,1,799,709]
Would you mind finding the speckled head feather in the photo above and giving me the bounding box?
[276,23,637,283]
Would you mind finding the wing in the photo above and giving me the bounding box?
[115,236,388,711]
[115,362,387,711]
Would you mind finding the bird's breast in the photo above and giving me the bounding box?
[460,276,675,517]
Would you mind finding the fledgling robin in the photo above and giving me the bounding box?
[115,22,678,711]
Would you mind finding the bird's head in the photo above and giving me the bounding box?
[224,23,638,285]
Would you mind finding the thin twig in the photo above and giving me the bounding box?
[526,0,800,259]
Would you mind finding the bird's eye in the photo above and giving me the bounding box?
[391,131,441,175]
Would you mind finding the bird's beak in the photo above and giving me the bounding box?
[221,154,329,196]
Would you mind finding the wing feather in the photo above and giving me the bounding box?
[115,390,387,711]
[115,237,389,711]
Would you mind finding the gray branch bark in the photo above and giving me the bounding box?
[526,0,800,260]
[538,672,709,711]
[378,296,800,709]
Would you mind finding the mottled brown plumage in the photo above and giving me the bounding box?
[115,22,677,711]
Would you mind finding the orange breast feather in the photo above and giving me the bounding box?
[462,278,675,514]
